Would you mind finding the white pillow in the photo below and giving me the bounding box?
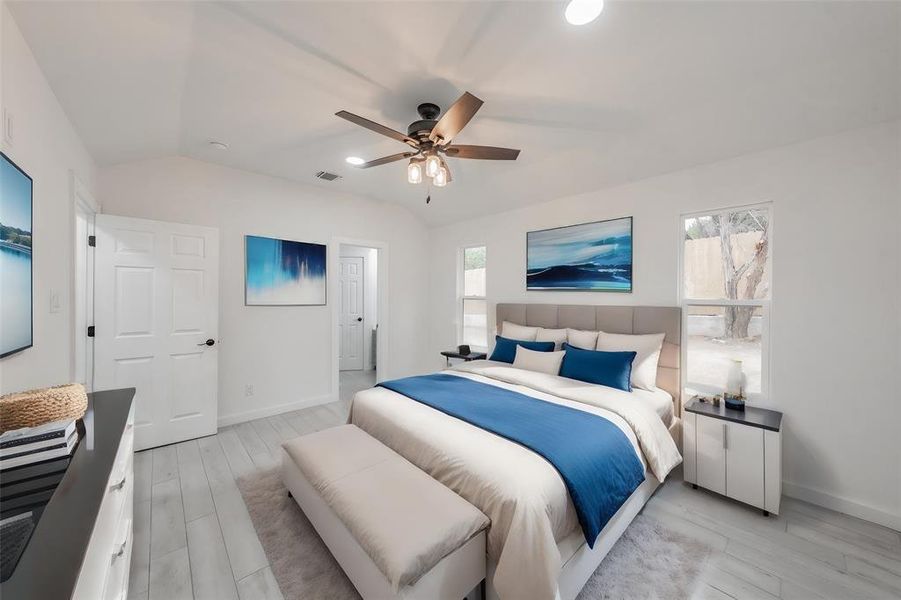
[566,328,599,350]
[513,345,565,376]
[596,332,666,391]
[502,321,539,341]
[536,327,568,350]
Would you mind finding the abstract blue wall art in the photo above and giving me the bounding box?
[527,217,633,292]
[1,152,34,357]
[245,235,327,305]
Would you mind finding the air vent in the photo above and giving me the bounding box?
[314,171,342,181]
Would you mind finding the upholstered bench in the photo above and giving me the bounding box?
[281,424,489,600]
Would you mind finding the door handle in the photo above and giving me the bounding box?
[111,531,129,561]
[109,474,127,492]
[197,339,215,347]
[112,539,127,560]
[356,317,363,322]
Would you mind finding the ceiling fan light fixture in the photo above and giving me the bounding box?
[425,154,441,178]
[564,0,604,25]
[335,91,520,199]
[433,166,448,187]
[407,160,423,184]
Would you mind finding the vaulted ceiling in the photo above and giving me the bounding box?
[8,1,900,225]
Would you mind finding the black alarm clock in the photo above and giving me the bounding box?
[457,344,471,355]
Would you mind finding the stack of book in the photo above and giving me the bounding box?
[0,421,78,582]
[0,420,79,472]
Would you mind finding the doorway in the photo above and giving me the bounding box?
[336,242,381,405]
[71,174,97,392]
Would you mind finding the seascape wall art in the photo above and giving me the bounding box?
[245,235,327,305]
[1,152,34,357]
[526,217,633,292]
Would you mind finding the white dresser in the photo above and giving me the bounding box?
[73,400,135,600]
[682,398,783,515]
[0,388,135,600]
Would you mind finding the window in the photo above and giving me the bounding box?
[461,246,487,349]
[681,205,771,400]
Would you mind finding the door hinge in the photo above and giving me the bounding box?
[88,235,96,247]
[87,326,95,338]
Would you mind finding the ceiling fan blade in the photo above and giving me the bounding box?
[443,145,520,160]
[428,92,484,144]
[335,110,419,147]
[355,152,416,168]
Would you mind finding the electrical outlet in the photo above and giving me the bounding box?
[244,384,254,397]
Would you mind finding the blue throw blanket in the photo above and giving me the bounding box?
[377,374,645,547]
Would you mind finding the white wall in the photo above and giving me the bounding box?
[0,4,98,394]
[340,244,378,371]
[99,156,430,425]
[429,121,901,529]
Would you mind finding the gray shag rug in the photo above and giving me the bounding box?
[236,468,710,600]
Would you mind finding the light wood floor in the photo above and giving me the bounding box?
[128,397,901,600]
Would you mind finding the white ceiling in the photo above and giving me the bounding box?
[8,1,901,225]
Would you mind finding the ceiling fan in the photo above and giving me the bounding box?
[335,92,520,198]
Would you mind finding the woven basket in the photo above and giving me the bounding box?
[0,383,88,433]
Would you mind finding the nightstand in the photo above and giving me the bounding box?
[682,398,783,516]
[440,350,487,366]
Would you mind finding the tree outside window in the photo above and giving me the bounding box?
[682,205,771,398]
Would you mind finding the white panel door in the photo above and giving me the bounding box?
[725,422,765,508]
[338,256,364,371]
[696,416,726,495]
[94,215,219,451]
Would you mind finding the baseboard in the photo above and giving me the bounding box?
[217,393,334,428]
[783,480,900,531]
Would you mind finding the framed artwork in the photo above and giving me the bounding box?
[245,235,327,305]
[526,216,633,292]
[1,151,34,357]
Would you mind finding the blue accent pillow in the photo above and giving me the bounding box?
[489,335,555,364]
[560,343,637,392]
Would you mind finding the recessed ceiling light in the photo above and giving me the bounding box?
[208,140,229,151]
[565,0,604,25]
[345,156,365,166]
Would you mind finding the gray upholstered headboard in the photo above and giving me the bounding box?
[496,303,682,411]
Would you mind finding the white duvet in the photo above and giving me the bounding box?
[348,361,682,600]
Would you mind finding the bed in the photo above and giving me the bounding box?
[349,304,683,600]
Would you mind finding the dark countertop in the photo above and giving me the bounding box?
[685,397,783,432]
[0,387,134,600]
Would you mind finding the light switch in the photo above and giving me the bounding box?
[2,108,12,145]
[49,290,61,313]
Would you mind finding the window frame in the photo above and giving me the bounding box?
[459,245,488,351]
[678,202,774,403]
